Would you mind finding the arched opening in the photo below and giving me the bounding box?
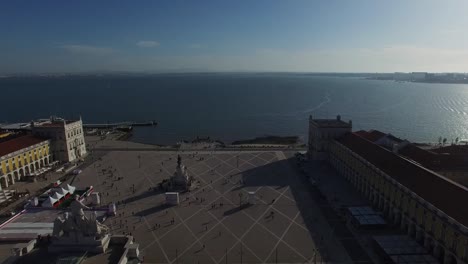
[445,253,458,264]
[7,174,14,185]
[25,166,30,175]
[426,239,435,255]
[415,229,424,244]
[13,171,19,181]
[0,177,7,189]
[435,244,445,262]
[19,168,24,178]
[35,161,39,170]
[408,223,416,238]
[393,212,400,226]
[401,220,408,233]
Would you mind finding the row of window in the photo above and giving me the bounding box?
[67,128,82,139]
[69,138,84,149]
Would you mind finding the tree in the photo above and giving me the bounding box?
[443,138,447,145]
[456,137,459,145]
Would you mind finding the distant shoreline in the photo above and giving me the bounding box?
[98,131,304,148]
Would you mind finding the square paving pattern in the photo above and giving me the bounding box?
[76,151,320,263]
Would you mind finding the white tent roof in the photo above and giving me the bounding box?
[53,187,67,196]
[63,184,76,194]
[42,196,57,208]
[51,192,63,200]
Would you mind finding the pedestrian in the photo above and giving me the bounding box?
[205,225,208,231]
[203,244,205,249]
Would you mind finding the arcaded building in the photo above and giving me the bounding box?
[309,116,468,264]
[0,135,51,189]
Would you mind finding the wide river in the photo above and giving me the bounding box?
[1,74,468,145]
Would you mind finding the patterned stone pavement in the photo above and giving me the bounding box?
[75,151,327,263]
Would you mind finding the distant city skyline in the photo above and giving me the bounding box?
[1,0,468,74]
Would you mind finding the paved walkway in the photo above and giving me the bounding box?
[75,150,353,263]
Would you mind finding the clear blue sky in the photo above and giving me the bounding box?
[1,0,468,74]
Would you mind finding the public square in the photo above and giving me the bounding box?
[74,150,346,263]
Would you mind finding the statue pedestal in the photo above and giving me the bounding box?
[171,164,191,191]
[48,233,110,254]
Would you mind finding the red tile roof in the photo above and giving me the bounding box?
[0,135,47,157]
[337,133,468,227]
[354,130,386,142]
[399,144,468,170]
[37,123,64,128]
[398,144,438,168]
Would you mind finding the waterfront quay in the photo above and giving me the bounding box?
[74,147,352,263]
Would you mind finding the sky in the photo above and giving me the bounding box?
[1,0,468,74]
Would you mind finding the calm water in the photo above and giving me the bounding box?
[1,74,468,145]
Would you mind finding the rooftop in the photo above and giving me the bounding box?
[354,130,386,142]
[310,115,351,128]
[399,144,468,171]
[337,132,468,228]
[0,135,47,157]
[35,120,76,128]
[0,209,107,241]
[0,123,30,130]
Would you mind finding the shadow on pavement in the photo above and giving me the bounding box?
[136,203,172,217]
[223,203,252,216]
[236,156,373,263]
[122,189,164,204]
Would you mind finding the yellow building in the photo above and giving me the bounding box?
[0,135,51,190]
[0,133,11,139]
[328,132,468,264]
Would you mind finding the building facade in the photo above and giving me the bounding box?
[309,119,468,264]
[0,135,51,190]
[308,115,352,160]
[32,117,87,163]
